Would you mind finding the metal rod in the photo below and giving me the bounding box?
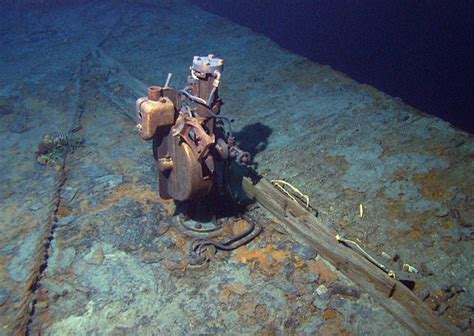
[164,72,172,87]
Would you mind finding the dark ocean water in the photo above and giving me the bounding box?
[194,0,474,133]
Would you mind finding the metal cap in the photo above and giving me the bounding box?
[192,54,224,74]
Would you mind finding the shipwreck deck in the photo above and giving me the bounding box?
[0,0,472,334]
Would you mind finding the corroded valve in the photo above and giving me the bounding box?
[136,55,251,202]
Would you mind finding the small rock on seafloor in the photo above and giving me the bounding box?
[291,243,317,260]
[315,284,330,300]
[312,297,329,310]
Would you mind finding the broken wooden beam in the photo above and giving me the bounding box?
[242,177,459,336]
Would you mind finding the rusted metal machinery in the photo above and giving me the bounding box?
[135,55,260,263]
[136,54,251,202]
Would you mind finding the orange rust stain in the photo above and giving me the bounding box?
[323,155,350,176]
[338,220,349,230]
[414,171,452,201]
[342,189,356,196]
[320,321,348,336]
[323,308,337,320]
[35,305,55,330]
[323,155,345,164]
[306,259,338,285]
[232,244,291,268]
[36,287,49,303]
[105,184,161,205]
[84,183,174,216]
[319,309,348,336]
[384,198,406,220]
[218,283,247,304]
[431,147,450,157]
[391,168,408,181]
[237,301,258,320]
[408,228,424,241]
[443,220,454,229]
[254,303,269,320]
[231,219,252,235]
[294,256,305,269]
[56,206,70,217]
[165,228,190,249]
[111,158,141,176]
[432,290,444,299]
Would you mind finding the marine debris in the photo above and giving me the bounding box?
[35,133,83,167]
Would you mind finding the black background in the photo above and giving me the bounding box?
[194,0,474,133]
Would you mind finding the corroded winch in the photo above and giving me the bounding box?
[136,55,251,202]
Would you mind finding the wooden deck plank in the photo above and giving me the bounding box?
[243,177,459,336]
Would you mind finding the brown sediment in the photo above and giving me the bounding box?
[413,170,453,201]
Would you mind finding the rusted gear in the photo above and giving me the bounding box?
[172,116,215,162]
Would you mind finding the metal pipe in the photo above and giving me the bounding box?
[206,70,221,107]
[207,86,217,107]
[164,73,172,87]
[179,89,208,106]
